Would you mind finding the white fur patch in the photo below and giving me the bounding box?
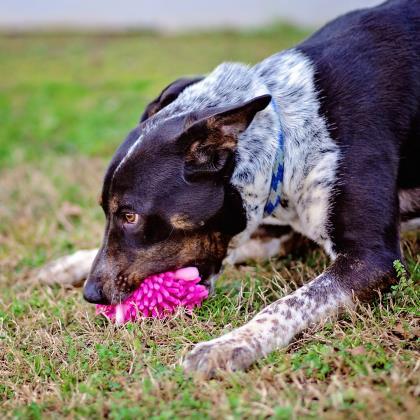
[401,217,420,232]
[224,233,293,265]
[399,188,420,214]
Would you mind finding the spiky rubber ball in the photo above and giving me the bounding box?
[96,267,208,324]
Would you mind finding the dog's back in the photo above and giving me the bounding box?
[297,0,420,229]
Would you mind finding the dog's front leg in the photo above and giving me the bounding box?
[182,254,395,376]
[35,248,98,286]
[183,269,350,376]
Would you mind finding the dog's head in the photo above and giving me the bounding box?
[84,77,271,304]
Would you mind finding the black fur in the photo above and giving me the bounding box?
[298,0,420,293]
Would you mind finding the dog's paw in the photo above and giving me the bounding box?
[182,338,256,377]
[35,249,98,287]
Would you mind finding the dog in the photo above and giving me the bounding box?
[38,0,420,376]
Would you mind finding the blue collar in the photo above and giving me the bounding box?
[263,98,285,217]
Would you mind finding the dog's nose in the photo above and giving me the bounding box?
[83,278,108,304]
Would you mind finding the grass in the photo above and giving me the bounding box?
[0,26,419,419]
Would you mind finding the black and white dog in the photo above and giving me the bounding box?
[40,0,420,375]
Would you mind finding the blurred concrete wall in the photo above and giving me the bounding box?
[1,0,383,30]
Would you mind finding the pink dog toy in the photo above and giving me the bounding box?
[96,267,208,324]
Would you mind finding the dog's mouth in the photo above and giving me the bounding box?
[84,244,225,305]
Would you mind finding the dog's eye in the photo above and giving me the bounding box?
[123,213,139,224]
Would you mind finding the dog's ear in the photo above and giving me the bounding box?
[140,77,204,122]
[182,94,271,177]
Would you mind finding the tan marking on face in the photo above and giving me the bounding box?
[109,196,119,213]
[170,214,195,230]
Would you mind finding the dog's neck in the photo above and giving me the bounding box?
[146,49,325,247]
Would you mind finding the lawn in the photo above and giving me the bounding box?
[0,26,419,419]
